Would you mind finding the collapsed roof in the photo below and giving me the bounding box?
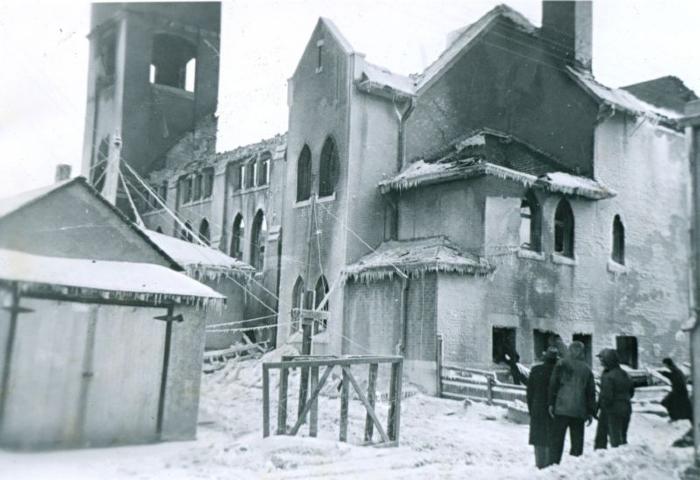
[379,130,615,200]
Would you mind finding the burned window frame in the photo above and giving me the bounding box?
[150,33,197,92]
[313,275,330,333]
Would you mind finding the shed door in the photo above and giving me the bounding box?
[82,305,165,446]
[0,299,90,449]
[0,300,166,449]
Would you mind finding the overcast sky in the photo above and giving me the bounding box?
[1,0,699,197]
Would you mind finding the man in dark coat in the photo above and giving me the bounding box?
[660,357,692,422]
[548,340,596,465]
[527,346,559,468]
[594,349,634,449]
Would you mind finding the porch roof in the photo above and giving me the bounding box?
[342,236,493,284]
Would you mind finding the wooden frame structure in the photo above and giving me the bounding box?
[262,355,403,446]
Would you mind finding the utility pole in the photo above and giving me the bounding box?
[102,131,122,205]
[683,99,700,478]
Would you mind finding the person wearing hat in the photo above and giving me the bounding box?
[526,346,559,468]
[594,348,634,449]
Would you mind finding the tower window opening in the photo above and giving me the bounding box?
[150,33,196,91]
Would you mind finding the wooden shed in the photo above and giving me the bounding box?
[0,178,225,449]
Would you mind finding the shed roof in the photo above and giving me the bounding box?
[141,228,254,280]
[0,248,224,308]
[0,177,181,270]
[342,236,493,284]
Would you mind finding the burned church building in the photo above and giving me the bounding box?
[81,1,695,391]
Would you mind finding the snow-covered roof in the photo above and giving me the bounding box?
[567,67,682,123]
[0,179,73,219]
[0,248,225,308]
[141,228,254,280]
[379,159,615,200]
[342,236,493,284]
[356,61,416,99]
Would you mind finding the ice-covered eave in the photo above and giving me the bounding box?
[566,67,682,131]
[379,161,616,200]
[355,78,416,101]
[341,260,493,285]
[1,279,225,311]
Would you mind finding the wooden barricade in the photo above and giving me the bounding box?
[262,355,403,446]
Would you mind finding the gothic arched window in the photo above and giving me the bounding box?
[554,199,575,258]
[314,275,329,333]
[319,137,339,197]
[612,215,625,265]
[198,218,210,246]
[250,210,267,271]
[519,191,542,252]
[297,145,312,202]
[230,214,244,260]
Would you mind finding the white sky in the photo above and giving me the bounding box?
[1,0,699,197]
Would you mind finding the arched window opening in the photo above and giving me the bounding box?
[185,58,196,92]
[612,215,625,265]
[319,137,339,197]
[250,210,267,271]
[182,221,194,242]
[150,33,196,90]
[230,214,244,259]
[297,145,312,202]
[155,226,163,234]
[519,191,542,252]
[554,199,575,258]
[291,277,305,332]
[314,275,329,333]
[198,218,210,246]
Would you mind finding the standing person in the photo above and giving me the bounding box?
[660,357,692,423]
[548,340,596,465]
[505,349,528,386]
[527,346,559,468]
[594,349,634,449]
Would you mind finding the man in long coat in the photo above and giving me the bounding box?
[594,348,634,449]
[660,357,692,422]
[527,346,559,468]
[548,341,596,464]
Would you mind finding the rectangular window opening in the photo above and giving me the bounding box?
[492,327,517,364]
[533,329,556,362]
[616,336,638,369]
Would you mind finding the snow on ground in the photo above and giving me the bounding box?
[0,351,693,479]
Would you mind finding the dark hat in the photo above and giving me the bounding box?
[597,348,620,366]
[543,346,559,360]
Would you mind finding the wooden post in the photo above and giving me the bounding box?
[277,367,289,434]
[309,366,319,437]
[436,334,443,397]
[262,364,270,438]
[486,375,494,405]
[297,317,313,420]
[156,305,178,437]
[339,367,349,441]
[387,360,403,443]
[364,363,378,442]
[0,284,28,430]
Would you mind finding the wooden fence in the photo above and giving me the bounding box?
[262,355,404,446]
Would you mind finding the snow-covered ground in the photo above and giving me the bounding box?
[1,349,693,479]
